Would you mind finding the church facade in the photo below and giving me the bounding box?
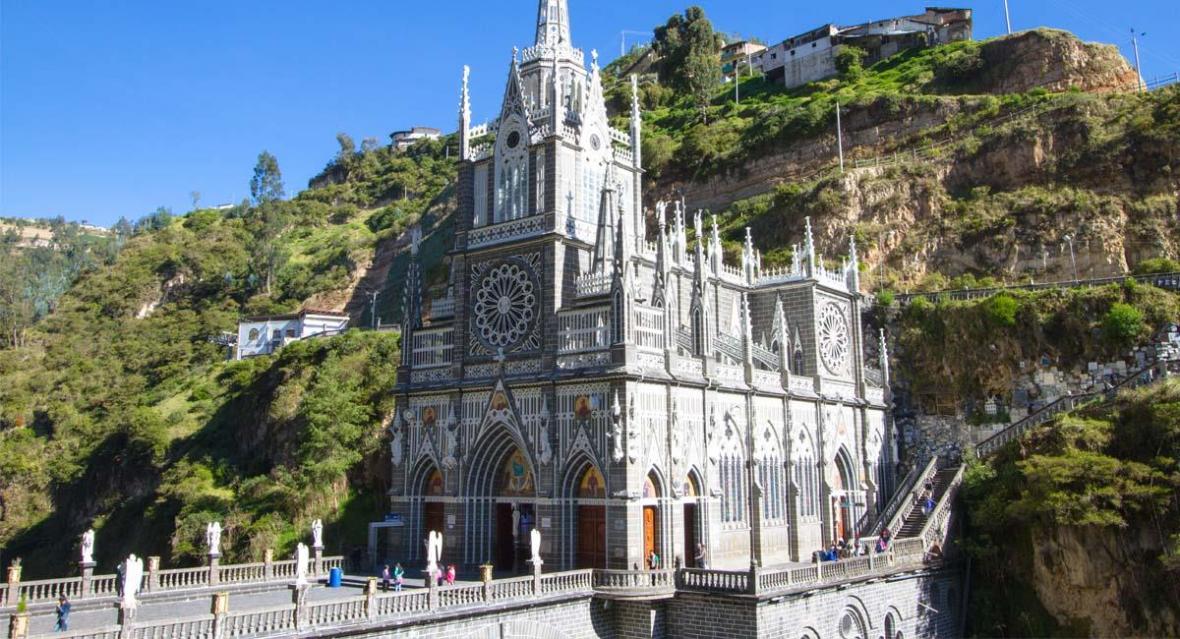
[388,0,895,573]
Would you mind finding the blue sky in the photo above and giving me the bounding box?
[2,0,1178,227]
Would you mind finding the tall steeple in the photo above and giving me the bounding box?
[459,65,471,161]
[535,0,571,48]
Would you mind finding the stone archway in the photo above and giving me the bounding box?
[682,470,704,567]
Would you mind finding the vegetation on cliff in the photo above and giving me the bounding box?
[892,281,1179,402]
[0,138,455,575]
[963,380,1180,636]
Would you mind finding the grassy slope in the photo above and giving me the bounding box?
[0,141,454,576]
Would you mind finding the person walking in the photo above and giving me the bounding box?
[648,549,661,570]
[55,595,71,632]
[393,563,405,592]
[381,564,392,592]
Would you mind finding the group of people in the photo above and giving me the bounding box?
[918,480,936,516]
[379,562,460,591]
[816,528,894,563]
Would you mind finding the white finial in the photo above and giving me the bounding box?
[591,49,599,66]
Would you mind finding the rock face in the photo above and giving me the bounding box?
[969,29,1139,95]
[1030,526,1179,637]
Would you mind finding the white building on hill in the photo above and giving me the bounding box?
[235,309,350,359]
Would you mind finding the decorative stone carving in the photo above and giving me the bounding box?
[311,519,323,549]
[818,302,850,375]
[80,529,95,565]
[610,392,624,463]
[205,521,222,557]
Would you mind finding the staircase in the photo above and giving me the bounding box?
[894,467,960,538]
[975,360,1176,458]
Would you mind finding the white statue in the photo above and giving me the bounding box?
[390,426,404,467]
[441,422,458,470]
[80,529,95,565]
[311,519,323,548]
[295,543,310,585]
[530,528,542,566]
[425,530,442,576]
[121,554,143,608]
[206,521,222,556]
[511,505,521,540]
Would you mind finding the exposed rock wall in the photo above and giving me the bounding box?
[1030,526,1179,637]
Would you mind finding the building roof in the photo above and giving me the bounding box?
[241,308,350,323]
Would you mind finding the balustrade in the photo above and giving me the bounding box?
[411,328,454,369]
[217,563,265,584]
[156,566,208,590]
[573,272,611,298]
[373,590,430,616]
[224,605,295,638]
[439,583,485,607]
[130,615,214,639]
[16,577,83,604]
[306,597,367,626]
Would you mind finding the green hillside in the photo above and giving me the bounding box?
[0,141,454,575]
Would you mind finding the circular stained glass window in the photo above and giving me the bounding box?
[818,302,850,375]
[473,262,537,349]
[506,130,521,149]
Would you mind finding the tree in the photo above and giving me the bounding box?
[249,151,286,205]
[190,191,201,211]
[652,6,721,120]
[336,133,356,164]
[1103,303,1145,346]
[835,46,868,79]
[252,202,291,296]
[361,137,380,155]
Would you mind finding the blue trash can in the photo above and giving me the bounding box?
[328,567,343,588]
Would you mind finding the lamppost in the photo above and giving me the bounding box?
[1063,234,1079,282]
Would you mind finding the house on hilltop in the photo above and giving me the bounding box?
[754,7,973,88]
[390,127,443,151]
[235,309,350,359]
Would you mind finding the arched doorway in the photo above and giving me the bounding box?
[423,468,446,540]
[682,472,703,567]
[642,472,662,568]
[494,447,536,574]
[831,450,855,542]
[575,466,606,568]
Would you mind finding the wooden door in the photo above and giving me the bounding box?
[643,506,658,568]
[833,497,847,541]
[683,503,698,567]
[576,506,606,569]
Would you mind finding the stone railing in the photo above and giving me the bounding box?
[2,554,344,609]
[592,569,675,599]
[863,459,928,538]
[880,457,940,538]
[32,570,595,639]
[467,215,546,249]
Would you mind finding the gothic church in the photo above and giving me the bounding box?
[388,0,895,573]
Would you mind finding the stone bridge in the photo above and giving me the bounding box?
[5,466,965,638]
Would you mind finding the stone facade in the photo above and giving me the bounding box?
[387,0,896,577]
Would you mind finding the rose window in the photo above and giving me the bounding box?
[818,302,850,375]
[473,263,537,349]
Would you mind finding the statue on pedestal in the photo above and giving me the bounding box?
[205,521,222,557]
[121,555,143,608]
[311,519,323,549]
[80,529,95,565]
[530,528,542,566]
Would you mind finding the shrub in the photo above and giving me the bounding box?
[876,290,896,307]
[1134,257,1180,275]
[1103,303,1145,345]
[983,293,1019,327]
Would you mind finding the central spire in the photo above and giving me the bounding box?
[535,0,571,48]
